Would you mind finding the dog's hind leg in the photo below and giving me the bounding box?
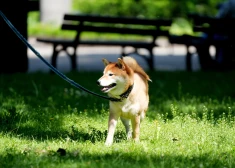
[121,117,132,140]
[131,115,141,142]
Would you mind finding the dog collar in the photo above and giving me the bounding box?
[109,84,134,102]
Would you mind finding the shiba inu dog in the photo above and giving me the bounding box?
[97,56,151,146]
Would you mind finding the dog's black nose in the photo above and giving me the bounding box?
[96,80,100,86]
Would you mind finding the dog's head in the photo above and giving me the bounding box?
[97,58,134,96]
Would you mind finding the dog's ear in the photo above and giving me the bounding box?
[117,58,126,70]
[102,58,110,66]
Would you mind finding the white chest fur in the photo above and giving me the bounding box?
[110,99,140,119]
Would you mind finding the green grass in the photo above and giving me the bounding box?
[0,70,235,167]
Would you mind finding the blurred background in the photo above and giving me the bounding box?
[0,0,228,73]
[29,0,224,37]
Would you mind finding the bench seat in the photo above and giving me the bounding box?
[37,38,158,48]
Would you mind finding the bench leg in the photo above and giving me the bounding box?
[70,47,77,71]
[147,48,154,70]
[121,47,126,57]
[64,46,77,71]
[50,45,60,73]
[186,45,192,71]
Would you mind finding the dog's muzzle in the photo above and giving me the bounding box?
[97,81,116,92]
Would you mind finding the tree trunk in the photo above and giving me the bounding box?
[0,0,28,73]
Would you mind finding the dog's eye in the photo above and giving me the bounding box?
[109,73,114,76]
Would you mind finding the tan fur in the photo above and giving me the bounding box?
[97,56,150,146]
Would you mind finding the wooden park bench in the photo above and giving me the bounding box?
[169,14,235,71]
[36,14,172,71]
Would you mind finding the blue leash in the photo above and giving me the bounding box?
[0,10,115,101]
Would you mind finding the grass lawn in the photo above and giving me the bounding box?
[0,70,235,168]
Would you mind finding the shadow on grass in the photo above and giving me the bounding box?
[0,148,233,168]
[0,103,125,143]
[0,98,128,144]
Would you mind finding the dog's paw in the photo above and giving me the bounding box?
[105,141,113,146]
[127,131,132,140]
[133,138,140,142]
[105,139,113,146]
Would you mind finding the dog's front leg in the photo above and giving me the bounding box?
[131,115,141,142]
[105,112,119,146]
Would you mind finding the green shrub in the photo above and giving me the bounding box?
[72,0,223,18]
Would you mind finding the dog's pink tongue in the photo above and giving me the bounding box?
[101,87,108,92]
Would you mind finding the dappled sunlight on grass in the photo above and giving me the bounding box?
[0,71,235,167]
[148,96,235,120]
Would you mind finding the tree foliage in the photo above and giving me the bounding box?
[72,0,225,19]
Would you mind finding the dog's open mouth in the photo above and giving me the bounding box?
[100,83,116,92]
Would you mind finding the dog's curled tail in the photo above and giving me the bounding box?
[122,56,152,82]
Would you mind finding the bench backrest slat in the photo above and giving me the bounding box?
[62,24,169,36]
[61,14,172,43]
[63,14,172,26]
